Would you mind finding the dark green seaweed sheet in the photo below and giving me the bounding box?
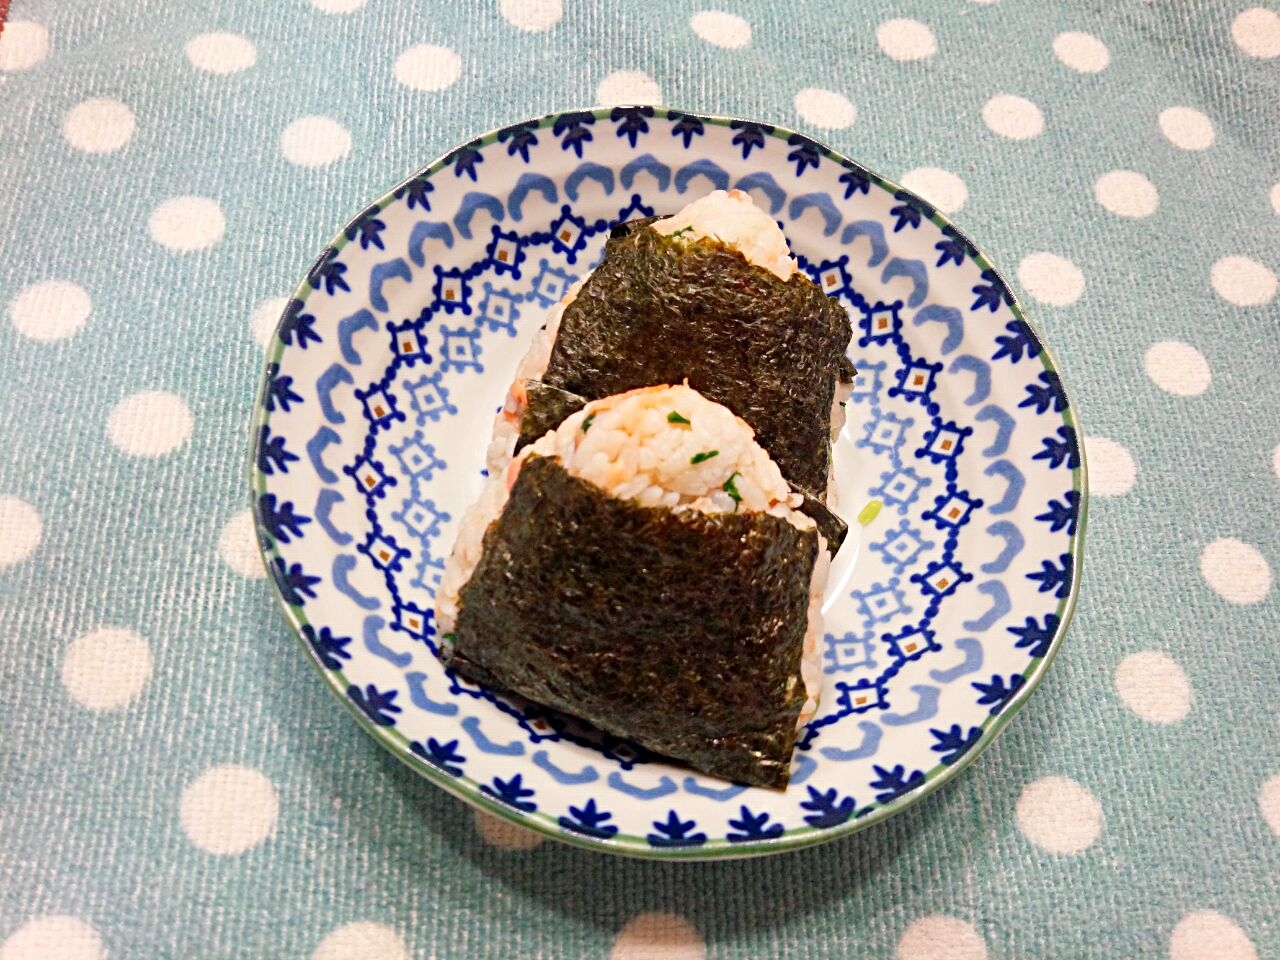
[797,496,847,554]
[539,226,853,498]
[513,381,587,456]
[839,355,856,383]
[446,455,819,789]
[515,380,848,554]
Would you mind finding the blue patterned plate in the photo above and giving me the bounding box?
[251,108,1086,859]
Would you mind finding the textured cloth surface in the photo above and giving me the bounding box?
[2,1,1279,957]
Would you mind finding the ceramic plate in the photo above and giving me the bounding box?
[251,107,1086,859]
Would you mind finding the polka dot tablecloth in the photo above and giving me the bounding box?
[1,0,1277,956]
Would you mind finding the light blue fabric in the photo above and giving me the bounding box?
[1,1,1277,956]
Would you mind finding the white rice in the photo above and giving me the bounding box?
[651,188,797,282]
[522,383,800,515]
[438,384,827,725]
[826,377,855,509]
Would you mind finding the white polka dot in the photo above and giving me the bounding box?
[473,809,544,849]
[311,922,408,960]
[1114,651,1191,724]
[596,70,663,107]
[8,280,91,342]
[1259,774,1280,837]
[612,914,705,960]
[0,916,105,960]
[1169,911,1257,960]
[689,11,752,49]
[982,94,1044,140]
[794,87,856,130]
[180,764,278,855]
[309,0,367,12]
[218,510,266,579]
[0,496,42,568]
[1159,106,1215,150]
[1210,255,1277,306]
[876,19,937,61]
[1094,170,1158,218]
[61,627,153,711]
[1017,252,1085,306]
[0,21,50,72]
[1143,341,1211,396]
[62,98,136,154]
[107,390,194,457]
[1015,775,1103,854]
[393,44,462,92]
[1270,183,1280,215]
[1052,31,1110,72]
[1084,436,1136,496]
[251,296,289,348]
[185,32,257,74]
[895,916,987,960]
[1232,7,1280,58]
[280,116,352,168]
[148,196,225,252]
[1200,538,1272,605]
[899,168,967,214]
[499,0,563,32]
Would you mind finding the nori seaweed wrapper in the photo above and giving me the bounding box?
[839,355,856,384]
[446,455,819,789]
[608,214,668,238]
[514,381,587,455]
[797,496,847,554]
[537,226,853,499]
[515,380,847,553]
